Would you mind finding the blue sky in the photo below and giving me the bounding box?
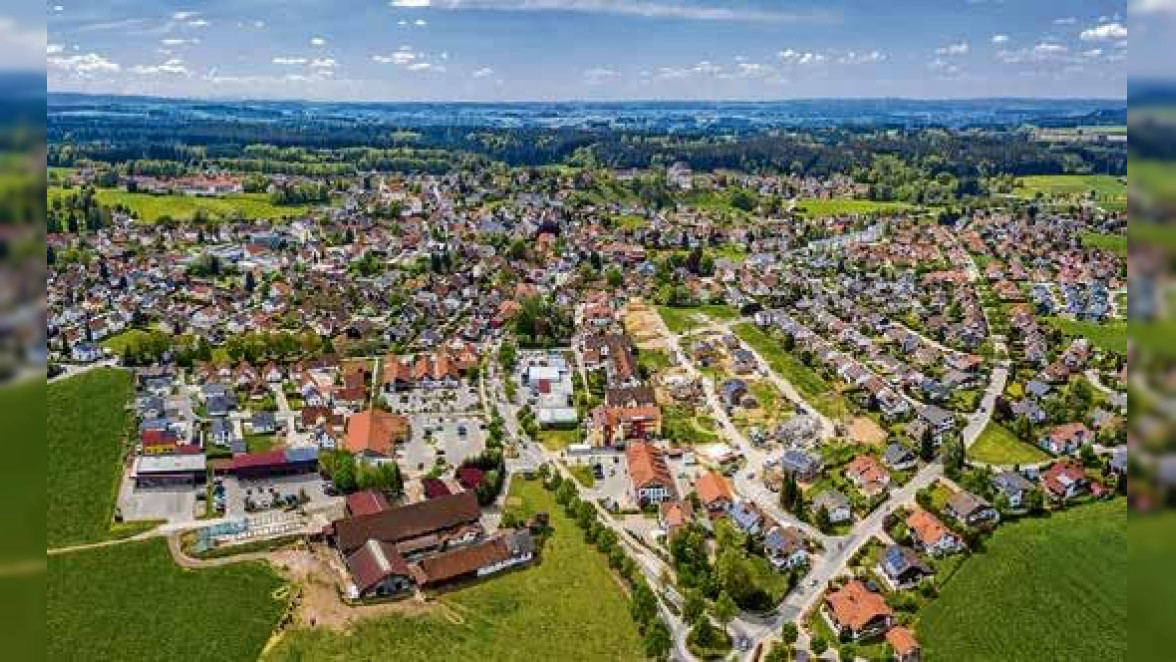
[36,1,1140,100]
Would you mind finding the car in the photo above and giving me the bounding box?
[736,637,752,652]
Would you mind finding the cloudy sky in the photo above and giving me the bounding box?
[36,0,1142,101]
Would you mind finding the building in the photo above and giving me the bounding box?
[991,470,1035,510]
[778,449,822,481]
[225,447,319,480]
[625,442,677,506]
[824,579,894,640]
[763,525,808,570]
[695,471,735,515]
[906,508,962,557]
[332,490,483,556]
[1041,460,1089,501]
[886,626,921,662]
[345,409,411,462]
[845,455,891,498]
[408,529,535,589]
[945,490,1000,526]
[811,489,853,524]
[346,489,391,518]
[1039,422,1093,455]
[878,544,933,590]
[658,499,694,538]
[346,539,414,599]
[132,454,207,488]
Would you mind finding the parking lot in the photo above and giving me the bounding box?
[222,473,338,518]
[384,384,482,414]
[118,474,199,523]
[400,412,488,478]
[569,449,632,509]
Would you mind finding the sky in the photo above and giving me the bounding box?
[29,0,1149,101]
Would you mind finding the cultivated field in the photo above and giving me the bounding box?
[47,368,135,548]
[265,478,645,661]
[920,500,1126,661]
[49,186,311,222]
[967,422,1049,466]
[48,539,288,662]
[1014,175,1127,208]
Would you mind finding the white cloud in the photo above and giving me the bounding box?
[778,49,827,66]
[49,52,120,75]
[1080,22,1127,41]
[310,58,337,69]
[48,43,65,55]
[1081,48,1103,58]
[53,5,65,12]
[187,19,210,28]
[132,58,190,76]
[415,19,429,26]
[935,41,969,56]
[311,37,327,46]
[928,58,961,76]
[160,37,200,46]
[995,41,1072,64]
[991,34,1009,44]
[1033,42,1069,56]
[837,50,885,65]
[582,67,620,84]
[273,56,309,65]
[390,0,829,23]
[372,51,416,65]
[172,11,199,21]
[471,67,495,78]
[1053,17,1077,25]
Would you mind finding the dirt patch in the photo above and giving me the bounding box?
[848,416,887,445]
[622,299,670,351]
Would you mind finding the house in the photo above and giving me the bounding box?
[695,471,735,515]
[625,442,677,506]
[991,470,1036,510]
[71,342,103,363]
[823,579,894,640]
[409,529,535,589]
[944,490,1000,526]
[811,489,853,524]
[728,501,765,536]
[763,525,808,570]
[209,418,236,447]
[877,544,934,590]
[906,508,962,556]
[886,626,921,662]
[1039,422,1093,455]
[918,405,956,438]
[331,490,483,557]
[344,409,411,462]
[883,443,917,471]
[658,499,694,538]
[346,489,391,518]
[1041,460,1089,501]
[845,455,890,498]
[250,411,277,435]
[779,449,823,481]
[346,539,414,599]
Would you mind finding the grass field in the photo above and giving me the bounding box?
[48,538,288,662]
[48,369,135,549]
[1045,318,1129,354]
[1014,175,1127,207]
[657,304,741,335]
[100,328,160,355]
[919,500,1126,662]
[1129,512,1176,659]
[1080,231,1127,255]
[1,379,45,563]
[49,186,311,222]
[568,464,597,487]
[732,322,848,419]
[266,478,645,661]
[793,198,915,219]
[636,347,673,375]
[537,428,581,451]
[967,422,1050,466]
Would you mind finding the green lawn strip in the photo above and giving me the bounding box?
[919,500,1126,662]
[0,378,46,562]
[1044,317,1128,354]
[1080,230,1126,255]
[793,198,915,219]
[637,347,673,375]
[1129,512,1176,658]
[49,186,311,222]
[48,368,135,548]
[246,433,279,453]
[537,428,581,451]
[967,422,1050,465]
[48,538,288,662]
[657,304,741,335]
[568,464,597,488]
[266,478,645,661]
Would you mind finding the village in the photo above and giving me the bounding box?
[47,157,1130,662]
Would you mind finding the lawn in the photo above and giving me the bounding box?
[568,464,597,487]
[1129,512,1176,659]
[1080,231,1126,255]
[919,500,1126,662]
[48,539,288,662]
[1045,317,1128,354]
[49,186,311,223]
[657,304,741,335]
[48,368,135,549]
[266,478,645,661]
[537,427,581,451]
[967,422,1050,466]
[1,378,45,563]
[246,433,279,453]
[793,198,915,219]
[636,347,673,375]
[1014,175,1127,206]
[732,322,848,419]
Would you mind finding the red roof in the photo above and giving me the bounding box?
[422,478,452,499]
[457,467,485,490]
[230,450,287,470]
[346,489,391,517]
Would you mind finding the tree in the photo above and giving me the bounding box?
[780,622,799,646]
[643,620,671,660]
[712,591,737,628]
[683,589,707,625]
[814,505,832,534]
[943,437,966,479]
[780,471,801,513]
[605,266,624,288]
[811,636,829,655]
[630,582,659,628]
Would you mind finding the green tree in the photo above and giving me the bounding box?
[712,591,737,628]
[780,622,799,646]
[683,589,707,625]
[643,620,671,660]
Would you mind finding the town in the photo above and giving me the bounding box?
[47,117,1129,662]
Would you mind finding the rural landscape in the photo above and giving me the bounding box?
[30,1,1168,661]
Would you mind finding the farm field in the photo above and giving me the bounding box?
[1045,318,1128,354]
[657,304,741,335]
[920,500,1126,662]
[48,539,288,662]
[48,186,311,222]
[1014,174,1127,206]
[967,422,1050,466]
[265,478,645,661]
[47,368,135,549]
[732,322,849,420]
[793,198,914,218]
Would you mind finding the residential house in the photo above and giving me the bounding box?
[944,490,1000,527]
[763,525,808,570]
[878,544,934,590]
[906,508,962,556]
[729,501,765,536]
[811,489,853,524]
[250,411,277,435]
[886,626,922,662]
[991,470,1036,510]
[658,499,694,538]
[845,455,891,498]
[695,471,735,515]
[779,449,823,481]
[823,579,894,640]
[883,443,917,471]
[346,539,415,599]
[1041,460,1089,502]
[1039,422,1093,455]
[344,408,411,463]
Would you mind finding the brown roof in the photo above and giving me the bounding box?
[696,471,734,508]
[344,409,410,457]
[346,539,412,594]
[625,442,675,493]
[333,490,482,554]
[410,536,510,587]
[605,385,657,408]
[826,579,893,632]
[346,489,390,517]
[906,507,953,546]
[886,626,920,656]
